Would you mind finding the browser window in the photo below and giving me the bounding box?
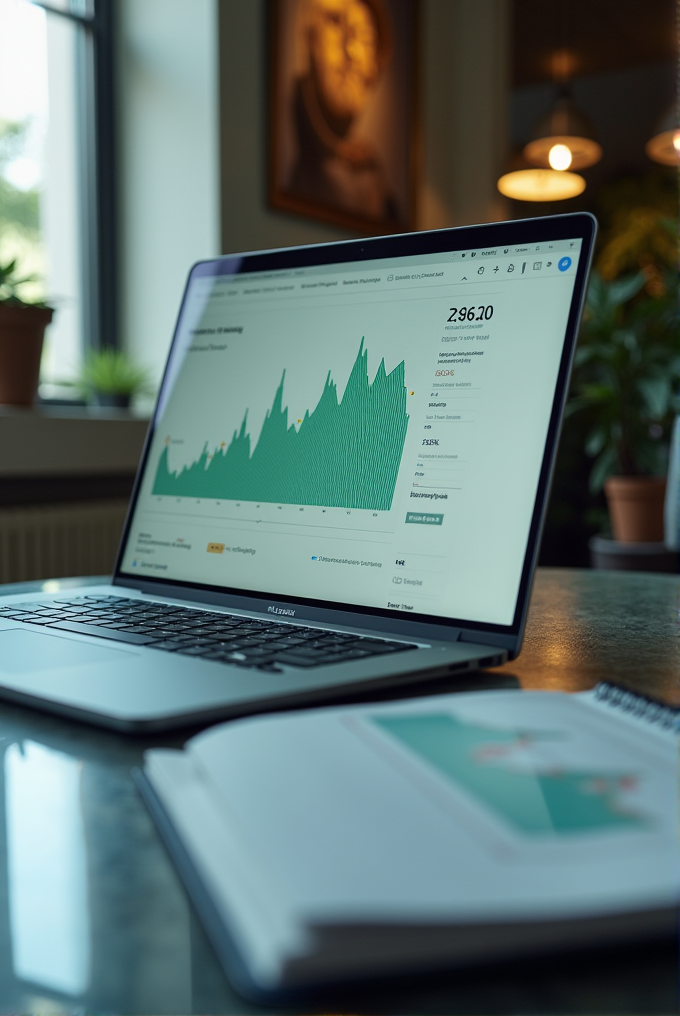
[120,239,583,627]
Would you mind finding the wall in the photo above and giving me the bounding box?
[117,0,221,380]
[219,0,510,254]
[218,0,354,253]
[420,0,509,230]
[118,0,510,378]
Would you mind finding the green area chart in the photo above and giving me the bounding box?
[153,340,409,511]
[374,713,648,836]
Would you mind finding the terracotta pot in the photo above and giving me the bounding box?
[604,475,667,543]
[0,304,54,406]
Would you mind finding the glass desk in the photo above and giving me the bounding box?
[0,568,677,1014]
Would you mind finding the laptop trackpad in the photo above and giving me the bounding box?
[0,629,135,674]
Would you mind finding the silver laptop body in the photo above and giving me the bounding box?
[0,214,596,730]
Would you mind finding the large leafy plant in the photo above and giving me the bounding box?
[568,268,680,492]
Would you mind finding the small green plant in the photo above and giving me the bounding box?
[0,257,48,307]
[78,348,153,399]
[568,269,680,492]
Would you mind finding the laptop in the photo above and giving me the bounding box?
[0,213,596,731]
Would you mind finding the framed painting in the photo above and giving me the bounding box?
[268,0,419,234]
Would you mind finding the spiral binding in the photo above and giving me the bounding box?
[593,682,680,731]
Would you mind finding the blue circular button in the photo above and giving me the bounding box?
[558,256,572,272]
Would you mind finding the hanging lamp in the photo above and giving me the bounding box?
[497,151,585,202]
[645,105,680,165]
[521,31,602,179]
[498,29,598,202]
[523,85,603,171]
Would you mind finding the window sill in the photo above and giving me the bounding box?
[0,405,150,477]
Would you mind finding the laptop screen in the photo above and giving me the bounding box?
[118,218,591,630]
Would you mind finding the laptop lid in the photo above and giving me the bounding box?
[113,213,596,656]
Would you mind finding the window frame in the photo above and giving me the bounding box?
[30,0,118,354]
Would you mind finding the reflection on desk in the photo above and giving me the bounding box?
[0,568,676,1014]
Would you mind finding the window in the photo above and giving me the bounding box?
[0,0,116,389]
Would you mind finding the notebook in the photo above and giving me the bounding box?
[135,683,680,1001]
[0,213,596,730]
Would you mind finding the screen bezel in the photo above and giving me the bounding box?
[113,212,596,654]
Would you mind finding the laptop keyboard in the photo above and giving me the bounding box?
[0,595,418,672]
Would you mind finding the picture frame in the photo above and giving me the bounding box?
[268,0,419,234]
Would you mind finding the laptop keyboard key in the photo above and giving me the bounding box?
[330,649,373,661]
[272,653,324,668]
[148,640,190,651]
[117,625,160,634]
[45,620,158,644]
[358,641,404,655]
[17,616,62,626]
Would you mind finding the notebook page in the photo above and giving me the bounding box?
[184,690,679,924]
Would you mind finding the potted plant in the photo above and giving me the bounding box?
[77,348,153,408]
[568,267,680,542]
[0,257,54,406]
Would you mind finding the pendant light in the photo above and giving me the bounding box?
[648,1,680,165]
[645,105,680,165]
[497,151,585,202]
[523,43,602,173]
[523,84,602,171]
[498,18,597,203]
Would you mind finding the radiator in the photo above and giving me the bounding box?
[0,500,130,584]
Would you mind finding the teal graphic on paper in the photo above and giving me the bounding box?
[373,714,648,836]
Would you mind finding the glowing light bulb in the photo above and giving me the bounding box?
[673,129,680,154]
[548,144,573,171]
